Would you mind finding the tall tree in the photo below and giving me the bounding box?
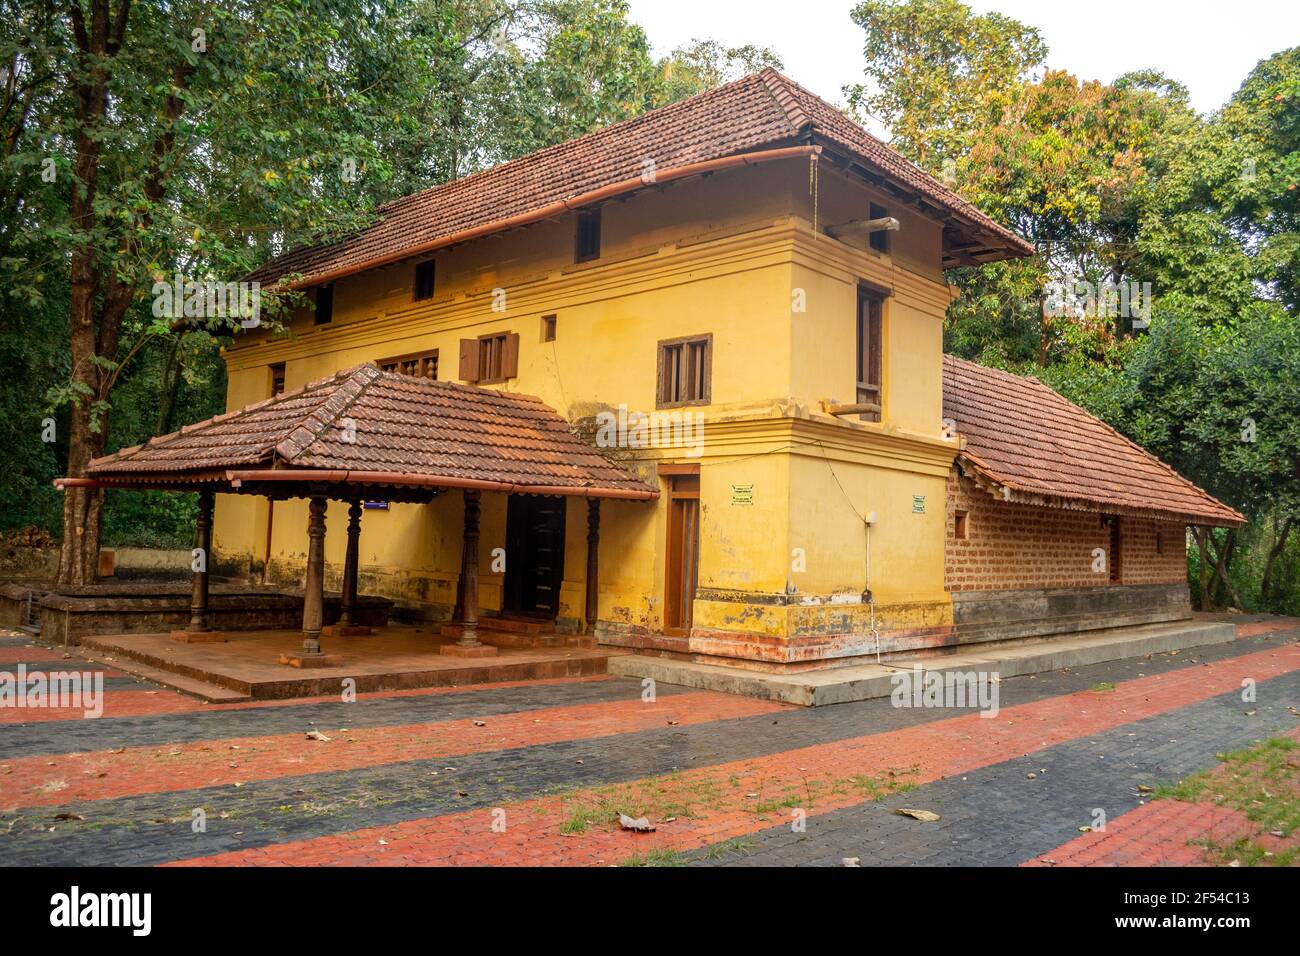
[5,0,445,584]
[845,0,1046,168]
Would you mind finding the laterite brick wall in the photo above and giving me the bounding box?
[944,472,1187,592]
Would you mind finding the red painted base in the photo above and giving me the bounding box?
[278,652,342,669]
[169,629,227,644]
[438,643,498,658]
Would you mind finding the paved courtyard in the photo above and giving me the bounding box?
[1,622,1296,867]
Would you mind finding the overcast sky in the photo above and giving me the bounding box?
[627,0,1299,121]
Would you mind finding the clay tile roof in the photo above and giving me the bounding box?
[942,354,1244,527]
[87,364,656,498]
[248,69,1032,290]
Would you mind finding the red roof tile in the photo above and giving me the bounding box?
[88,365,655,498]
[248,69,1032,289]
[942,355,1243,526]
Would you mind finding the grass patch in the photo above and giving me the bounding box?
[1157,735,1299,866]
[1089,682,1116,692]
[702,838,755,860]
[620,847,685,867]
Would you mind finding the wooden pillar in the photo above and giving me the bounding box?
[188,490,214,631]
[442,489,495,657]
[301,494,328,656]
[457,490,481,647]
[340,500,362,626]
[585,498,600,635]
[171,489,226,642]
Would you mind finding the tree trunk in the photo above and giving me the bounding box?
[1205,528,1240,611]
[155,336,182,436]
[1261,516,1293,607]
[1193,526,1213,610]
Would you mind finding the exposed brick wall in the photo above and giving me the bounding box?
[945,472,1187,591]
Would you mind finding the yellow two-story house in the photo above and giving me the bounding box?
[174,70,1236,671]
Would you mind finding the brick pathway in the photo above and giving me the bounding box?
[0,627,1296,866]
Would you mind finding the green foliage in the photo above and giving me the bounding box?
[846,0,1047,166]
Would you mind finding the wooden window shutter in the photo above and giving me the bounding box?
[501,332,520,379]
[459,339,480,382]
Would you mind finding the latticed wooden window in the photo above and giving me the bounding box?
[856,290,883,422]
[657,334,712,408]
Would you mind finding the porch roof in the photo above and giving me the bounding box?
[942,354,1244,527]
[82,364,657,500]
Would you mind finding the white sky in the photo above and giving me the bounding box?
[628,0,1299,123]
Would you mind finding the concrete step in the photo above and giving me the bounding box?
[79,649,252,703]
[607,619,1240,707]
[79,635,255,701]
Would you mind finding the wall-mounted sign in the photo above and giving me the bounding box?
[363,501,390,510]
[912,495,926,514]
[731,484,754,506]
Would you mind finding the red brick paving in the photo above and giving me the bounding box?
[0,688,205,724]
[1233,618,1300,638]
[166,640,1300,866]
[0,691,786,810]
[0,646,72,663]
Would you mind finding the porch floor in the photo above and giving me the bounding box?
[76,624,621,701]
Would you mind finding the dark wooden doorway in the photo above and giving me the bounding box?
[664,475,700,635]
[503,494,566,619]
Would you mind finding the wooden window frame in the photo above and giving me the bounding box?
[954,510,969,540]
[314,283,334,325]
[269,362,286,396]
[656,333,712,409]
[378,349,439,380]
[856,288,884,422]
[575,208,601,263]
[541,314,557,342]
[478,332,508,383]
[459,332,520,384]
[1108,516,1122,583]
[413,260,435,301]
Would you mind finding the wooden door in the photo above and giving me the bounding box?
[664,475,700,635]
[503,495,567,618]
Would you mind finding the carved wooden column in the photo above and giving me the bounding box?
[585,498,600,635]
[189,490,214,631]
[442,489,496,657]
[301,495,328,656]
[170,490,224,643]
[335,499,368,634]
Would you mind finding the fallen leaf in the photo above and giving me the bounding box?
[619,813,656,832]
[305,730,332,742]
[894,808,940,822]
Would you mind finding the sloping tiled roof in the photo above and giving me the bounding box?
[248,69,1032,289]
[88,365,655,498]
[942,355,1243,526]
